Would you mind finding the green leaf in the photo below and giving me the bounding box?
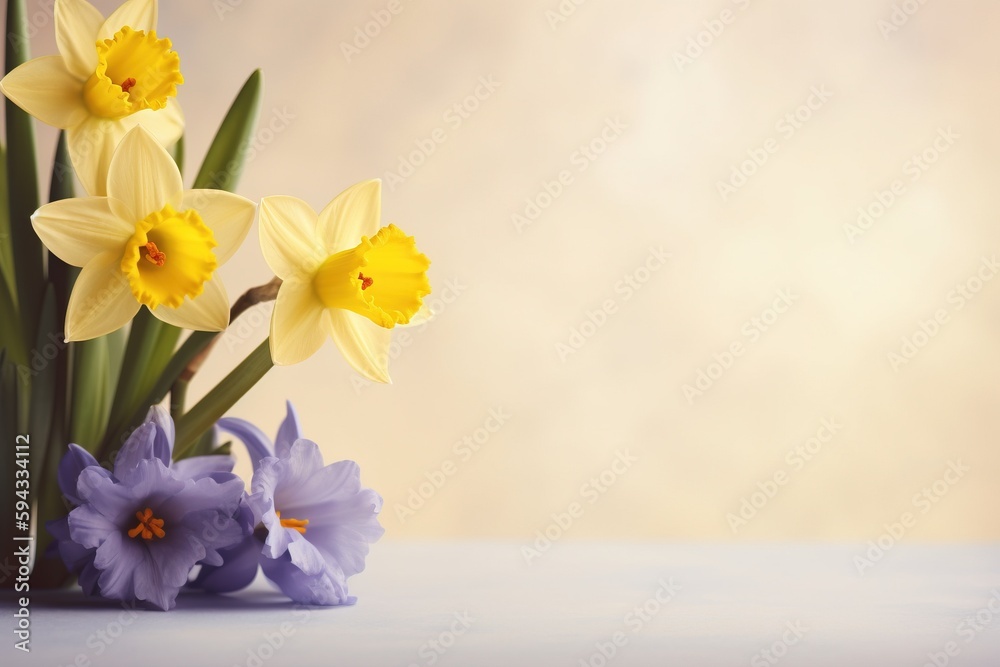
[0,143,14,295]
[70,336,113,452]
[193,69,263,191]
[0,276,25,366]
[174,339,273,459]
[27,285,57,459]
[5,0,43,346]
[170,134,185,175]
[47,132,78,314]
[104,309,167,442]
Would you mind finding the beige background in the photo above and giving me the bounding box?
[18,0,1000,541]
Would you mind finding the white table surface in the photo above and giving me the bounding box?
[5,543,1000,666]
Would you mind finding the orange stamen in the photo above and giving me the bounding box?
[358,272,374,290]
[121,77,137,93]
[144,241,166,266]
[127,507,165,540]
[275,510,309,535]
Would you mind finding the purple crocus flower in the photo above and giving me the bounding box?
[194,402,384,606]
[51,406,244,610]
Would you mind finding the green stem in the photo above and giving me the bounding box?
[105,309,163,439]
[173,339,273,460]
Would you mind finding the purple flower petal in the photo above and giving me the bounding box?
[172,455,235,481]
[112,423,159,483]
[217,417,274,470]
[57,443,102,504]
[193,535,263,593]
[274,401,302,459]
[260,551,354,606]
[144,405,174,466]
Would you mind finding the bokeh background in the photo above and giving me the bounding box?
[18,0,1000,541]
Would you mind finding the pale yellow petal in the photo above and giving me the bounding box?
[181,190,255,265]
[99,0,157,40]
[55,0,104,79]
[324,309,391,384]
[0,56,87,129]
[31,197,131,266]
[65,251,139,341]
[67,116,123,196]
[122,98,184,146]
[316,179,381,254]
[108,125,183,221]
[151,278,229,331]
[269,280,327,366]
[258,196,326,281]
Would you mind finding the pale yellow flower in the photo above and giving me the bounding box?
[0,0,183,196]
[259,180,431,382]
[32,126,255,341]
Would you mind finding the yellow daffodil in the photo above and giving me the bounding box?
[259,180,431,382]
[0,0,183,196]
[32,126,255,341]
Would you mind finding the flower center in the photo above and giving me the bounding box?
[82,26,183,120]
[121,204,218,310]
[275,511,309,535]
[127,507,165,540]
[312,224,431,329]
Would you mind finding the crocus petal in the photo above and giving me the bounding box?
[93,531,142,605]
[65,251,140,342]
[274,401,302,459]
[281,439,325,488]
[31,197,132,267]
[68,116,120,197]
[193,535,262,593]
[258,196,326,281]
[108,125,183,221]
[269,280,327,366]
[324,309,392,383]
[316,179,382,254]
[0,56,87,129]
[260,552,353,606]
[99,0,157,39]
[55,0,105,78]
[150,278,229,331]
[217,417,274,471]
[286,536,327,576]
[57,443,102,503]
[113,422,158,481]
[122,98,184,147]
[68,504,119,549]
[143,405,174,464]
[181,190,255,264]
[172,455,235,481]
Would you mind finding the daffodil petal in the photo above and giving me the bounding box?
[122,98,184,146]
[0,56,87,129]
[182,190,255,265]
[317,179,381,254]
[151,278,229,331]
[32,197,131,267]
[323,310,391,384]
[269,280,327,366]
[67,116,121,197]
[108,125,183,221]
[259,196,326,281]
[99,0,157,40]
[56,0,105,79]
[66,251,140,341]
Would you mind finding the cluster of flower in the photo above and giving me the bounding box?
[52,403,383,610]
